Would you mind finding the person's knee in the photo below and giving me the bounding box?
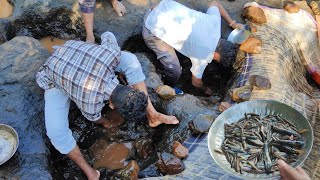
[208,1,221,8]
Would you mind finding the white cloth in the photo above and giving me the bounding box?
[145,0,221,78]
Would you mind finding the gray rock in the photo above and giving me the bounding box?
[188,114,215,134]
[0,37,51,179]
[154,94,218,152]
[135,53,163,89]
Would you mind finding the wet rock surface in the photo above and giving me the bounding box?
[155,85,176,100]
[188,114,215,134]
[0,37,51,179]
[249,75,271,90]
[172,141,189,159]
[283,1,300,14]
[242,6,267,24]
[230,85,253,102]
[240,37,262,54]
[111,160,140,180]
[156,152,185,175]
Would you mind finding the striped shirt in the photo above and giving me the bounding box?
[36,32,120,121]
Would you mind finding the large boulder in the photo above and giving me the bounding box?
[0,36,51,179]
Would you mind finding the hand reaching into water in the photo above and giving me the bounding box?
[277,160,311,180]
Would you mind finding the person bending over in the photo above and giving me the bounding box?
[78,0,126,43]
[36,31,178,180]
[143,0,243,95]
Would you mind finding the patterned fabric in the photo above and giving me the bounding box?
[236,54,252,87]
[36,32,120,121]
[78,0,96,13]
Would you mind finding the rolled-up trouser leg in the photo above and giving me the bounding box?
[142,14,182,87]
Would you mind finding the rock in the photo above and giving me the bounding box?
[153,94,218,152]
[311,1,320,15]
[249,75,271,90]
[8,7,85,40]
[155,85,176,100]
[283,1,300,14]
[134,138,154,159]
[188,114,214,134]
[294,1,315,18]
[135,53,163,89]
[0,37,51,179]
[242,6,267,24]
[156,152,185,175]
[218,101,231,112]
[172,141,189,159]
[240,37,262,54]
[112,160,140,180]
[230,85,253,102]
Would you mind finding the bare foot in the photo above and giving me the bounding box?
[87,170,100,180]
[148,112,179,127]
[112,1,126,16]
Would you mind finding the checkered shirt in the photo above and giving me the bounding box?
[36,32,120,121]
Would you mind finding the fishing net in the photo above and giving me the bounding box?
[235,3,320,179]
[144,2,320,180]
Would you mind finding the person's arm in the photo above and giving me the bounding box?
[277,160,311,180]
[67,146,100,180]
[208,1,244,29]
[108,0,126,16]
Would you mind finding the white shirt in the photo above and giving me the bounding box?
[146,0,221,78]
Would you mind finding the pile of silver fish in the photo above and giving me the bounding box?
[215,113,306,174]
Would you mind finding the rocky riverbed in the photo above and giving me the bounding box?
[0,0,250,179]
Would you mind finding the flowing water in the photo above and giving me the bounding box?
[0,0,13,19]
[90,139,133,170]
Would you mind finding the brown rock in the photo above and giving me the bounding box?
[311,1,320,15]
[240,37,262,54]
[283,1,300,14]
[155,85,176,100]
[230,85,252,102]
[112,160,140,180]
[218,102,231,112]
[249,75,271,90]
[294,1,315,18]
[242,6,267,24]
[156,152,185,175]
[133,138,154,159]
[172,141,189,159]
[188,114,214,134]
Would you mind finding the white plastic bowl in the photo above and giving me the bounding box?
[0,124,19,165]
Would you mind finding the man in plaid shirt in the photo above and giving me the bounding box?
[36,31,178,179]
[78,0,126,43]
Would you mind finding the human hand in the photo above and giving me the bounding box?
[112,0,126,16]
[277,160,311,180]
[231,22,245,29]
[229,20,244,29]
